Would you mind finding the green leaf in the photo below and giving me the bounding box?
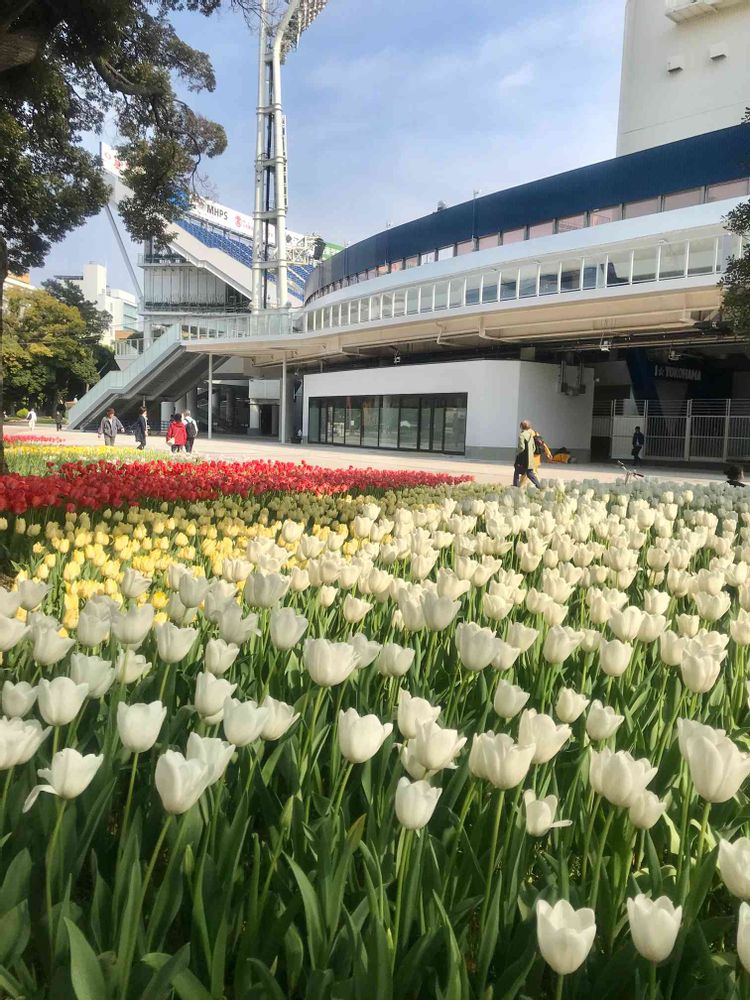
[140,944,190,1000]
[683,846,718,927]
[209,913,229,998]
[115,861,142,992]
[246,958,287,1000]
[142,953,213,1000]
[0,850,31,915]
[365,917,393,1000]
[476,869,502,989]
[286,855,325,969]
[0,902,29,966]
[65,918,108,1000]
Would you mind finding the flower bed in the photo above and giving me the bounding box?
[0,478,749,996]
[0,458,472,515]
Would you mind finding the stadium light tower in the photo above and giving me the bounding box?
[251,0,329,312]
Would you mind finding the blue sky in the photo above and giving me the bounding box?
[32,0,625,292]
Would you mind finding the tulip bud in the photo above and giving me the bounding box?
[269,607,308,651]
[599,638,633,678]
[204,638,240,677]
[719,838,750,899]
[585,700,624,741]
[397,690,441,739]
[738,903,750,974]
[627,895,682,963]
[628,790,666,830]
[154,750,212,814]
[195,672,237,724]
[117,701,166,752]
[259,695,299,740]
[375,643,415,678]
[222,697,270,746]
[395,777,441,830]
[2,680,37,719]
[0,615,29,653]
[186,732,235,784]
[523,790,572,836]
[519,710,570,764]
[37,677,89,726]
[536,899,596,976]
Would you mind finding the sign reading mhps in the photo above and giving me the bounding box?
[653,364,702,382]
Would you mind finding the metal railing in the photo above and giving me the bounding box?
[180,308,304,341]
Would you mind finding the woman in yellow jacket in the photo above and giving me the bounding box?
[513,420,545,488]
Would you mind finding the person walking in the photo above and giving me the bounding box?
[26,407,37,433]
[166,412,188,453]
[632,425,645,465]
[183,410,198,454]
[55,401,65,431]
[513,419,542,488]
[98,407,125,446]
[133,406,149,450]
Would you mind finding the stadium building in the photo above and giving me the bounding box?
[70,0,750,465]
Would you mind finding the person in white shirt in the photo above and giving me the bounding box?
[183,410,198,454]
[26,408,37,432]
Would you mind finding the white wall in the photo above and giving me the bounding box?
[303,359,594,457]
[618,0,750,155]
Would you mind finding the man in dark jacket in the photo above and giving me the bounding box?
[133,407,149,450]
[632,426,645,465]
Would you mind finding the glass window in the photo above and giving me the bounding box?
[443,400,467,454]
[406,288,419,314]
[663,188,702,212]
[438,246,455,260]
[560,259,581,292]
[659,242,687,279]
[393,290,406,317]
[380,397,399,448]
[399,396,419,449]
[478,234,498,250]
[591,206,622,226]
[345,399,361,446]
[377,264,389,276]
[707,179,748,202]
[362,398,379,447]
[529,221,554,239]
[367,268,377,279]
[481,273,498,303]
[624,198,660,220]
[360,298,370,322]
[390,260,403,272]
[539,263,560,295]
[331,304,340,328]
[518,263,539,298]
[582,256,607,290]
[347,301,358,325]
[449,279,465,308]
[466,274,482,305]
[419,285,434,313]
[502,228,526,244]
[558,214,587,233]
[606,250,632,286]
[431,405,445,451]
[456,240,475,255]
[370,295,381,321]
[405,256,419,269]
[420,251,436,265]
[418,400,432,451]
[358,272,367,282]
[308,400,320,443]
[382,293,393,319]
[332,403,346,444]
[434,282,449,310]
[632,246,658,283]
[500,269,519,300]
[688,237,718,276]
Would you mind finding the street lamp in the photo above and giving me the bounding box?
[251,0,330,312]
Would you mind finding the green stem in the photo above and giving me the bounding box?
[480,789,505,930]
[649,960,658,1000]
[118,752,139,858]
[696,800,711,864]
[590,808,615,912]
[0,766,14,839]
[46,800,67,964]
[392,827,414,965]
[332,761,354,817]
[581,794,600,882]
[555,972,565,1000]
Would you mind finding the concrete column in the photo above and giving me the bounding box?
[160,402,173,431]
[280,356,287,444]
[174,395,187,414]
[248,402,260,435]
[186,388,197,414]
[208,355,213,440]
[224,387,235,428]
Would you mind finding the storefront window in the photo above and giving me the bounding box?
[399,396,420,449]
[308,401,320,443]
[687,237,717,276]
[362,398,379,447]
[344,399,361,446]
[380,397,399,448]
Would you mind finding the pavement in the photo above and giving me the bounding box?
[7,426,728,487]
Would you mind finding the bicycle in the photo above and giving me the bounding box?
[616,460,646,485]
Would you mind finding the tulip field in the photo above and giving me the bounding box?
[2,451,750,998]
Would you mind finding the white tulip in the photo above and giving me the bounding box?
[37,677,89,726]
[117,701,166,752]
[659,630,686,667]
[609,606,644,642]
[676,613,700,638]
[338,708,393,764]
[589,748,657,808]
[114,649,151,684]
[731,610,750,646]
[70,653,115,699]
[519,710,571,764]
[493,679,530,719]
[628,790,667,830]
[269,607,308,650]
[259,695,299,740]
[680,650,721,694]
[643,590,671,616]
[23,748,103,812]
[165,593,197,627]
[76,604,112,647]
[0,587,22,618]
[718,838,750,900]
[599,638,633,678]
[244,571,290,608]
[585,700,624,741]
[32,628,74,667]
[155,622,197,664]
[120,568,152,600]
[455,622,498,672]
[523,790,572,836]
[555,688,589,724]
[413,719,466,772]
[397,690,441,739]
[2,680,37,718]
[347,633,382,669]
[186,732,235,784]
[0,716,50,769]
[111,604,155,649]
[222,697,270,746]
[679,720,750,803]
[154,750,212,814]
[637,613,667,644]
[536,899,596,976]
[627,895,682,963]
[394,777,442,830]
[468,731,536,789]
[204,638,240,677]
[17,580,49,611]
[491,639,522,671]
[0,615,29,653]
[303,638,358,687]
[194,673,237,724]
[221,558,253,584]
[178,573,209,609]
[216,605,260,646]
[342,595,372,625]
[317,585,338,609]
[375,643,415,678]
[421,592,460,631]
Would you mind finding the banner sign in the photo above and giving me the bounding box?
[653,364,702,382]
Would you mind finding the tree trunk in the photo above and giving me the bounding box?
[0,243,7,476]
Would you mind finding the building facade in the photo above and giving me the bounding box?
[55,263,139,346]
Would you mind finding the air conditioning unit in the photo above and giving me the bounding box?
[666,0,749,22]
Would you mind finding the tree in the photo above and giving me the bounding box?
[3,287,101,410]
[0,0,262,469]
[42,278,117,382]
[722,199,750,337]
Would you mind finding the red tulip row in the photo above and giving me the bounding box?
[0,458,472,514]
